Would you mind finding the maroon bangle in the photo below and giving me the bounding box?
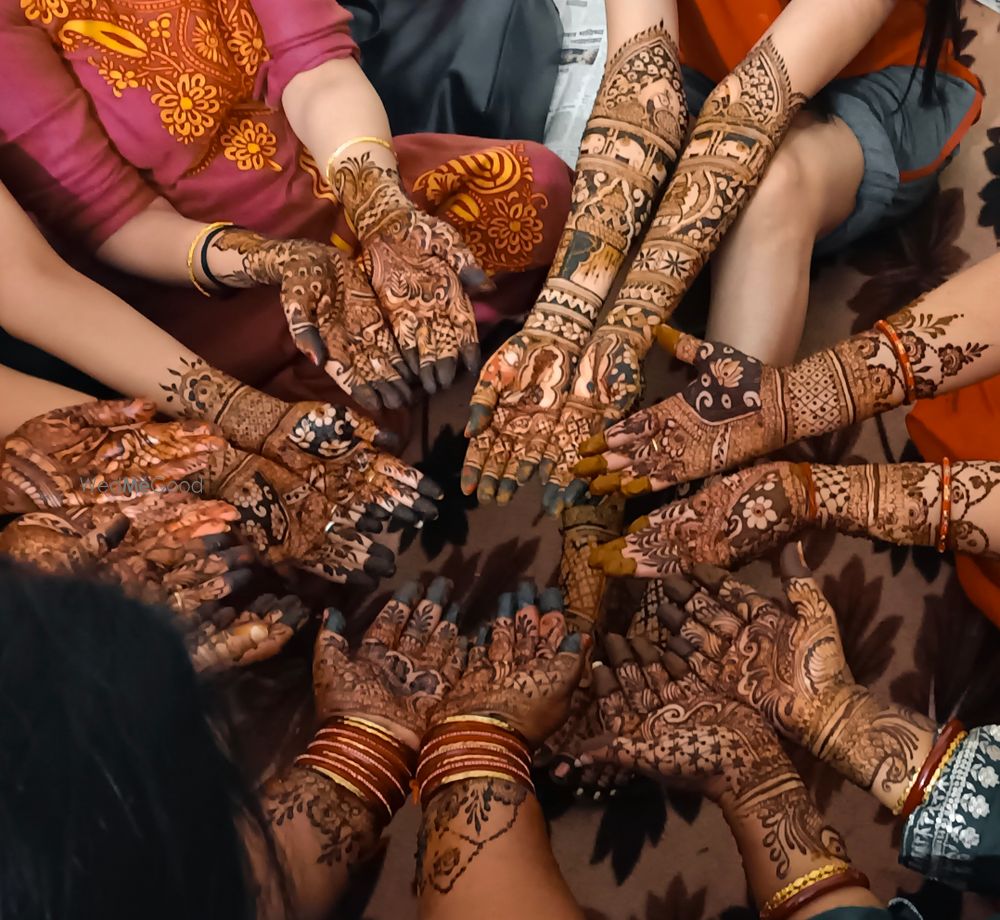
[763,868,870,920]
[901,718,966,819]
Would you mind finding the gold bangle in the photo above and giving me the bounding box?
[331,715,403,744]
[762,864,849,913]
[298,762,369,808]
[439,714,520,732]
[186,221,232,298]
[326,136,395,181]
[922,731,968,807]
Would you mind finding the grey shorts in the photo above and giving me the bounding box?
[682,65,981,256]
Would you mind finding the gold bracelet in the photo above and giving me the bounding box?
[439,714,519,732]
[326,136,395,182]
[762,864,848,913]
[922,731,968,808]
[186,221,232,298]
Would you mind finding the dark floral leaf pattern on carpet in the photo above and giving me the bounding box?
[822,556,903,687]
[979,127,1000,243]
[590,779,667,885]
[631,875,708,920]
[845,188,969,332]
[891,572,1000,727]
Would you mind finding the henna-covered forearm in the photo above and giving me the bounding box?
[804,685,936,813]
[262,767,382,918]
[417,777,582,919]
[559,497,625,631]
[525,24,687,348]
[813,461,1000,558]
[417,777,529,896]
[610,37,807,339]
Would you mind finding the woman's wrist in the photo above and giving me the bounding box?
[718,747,851,911]
[329,154,409,236]
[810,462,941,549]
[804,682,936,812]
[160,356,290,453]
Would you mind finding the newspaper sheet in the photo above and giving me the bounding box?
[543,0,608,167]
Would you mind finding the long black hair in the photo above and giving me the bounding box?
[0,563,273,920]
[917,0,964,104]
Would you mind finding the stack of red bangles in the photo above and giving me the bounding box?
[295,714,537,821]
[416,716,535,808]
[295,716,417,823]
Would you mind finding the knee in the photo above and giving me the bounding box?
[741,147,821,236]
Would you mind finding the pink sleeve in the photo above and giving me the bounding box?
[0,8,157,247]
[252,0,359,107]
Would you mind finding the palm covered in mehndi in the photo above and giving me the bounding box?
[460,24,688,508]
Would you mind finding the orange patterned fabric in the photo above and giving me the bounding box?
[907,378,1000,629]
[676,0,980,88]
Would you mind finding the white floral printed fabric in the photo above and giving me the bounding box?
[901,725,1000,890]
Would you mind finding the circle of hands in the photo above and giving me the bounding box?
[0,397,442,589]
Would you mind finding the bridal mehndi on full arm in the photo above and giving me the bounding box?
[577,249,1000,498]
[460,0,689,506]
[514,0,907,513]
[663,554,1000,897]
[586,455,1000,579]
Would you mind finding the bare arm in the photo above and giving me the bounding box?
[608,0,898,342]
[0,365,93,437]
[418,778,583,920]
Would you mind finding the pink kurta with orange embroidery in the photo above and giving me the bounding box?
[0,0,570,279]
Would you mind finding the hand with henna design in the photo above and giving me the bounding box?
[0,398,223,514]
[576,289,995,498]
[430,582,590,747]
[162,363,442,531]
[188,593,310,673]
[208,228,411,412]
[578,635,857,898]
[659,549,937,812]
[331,154,491,395]
[0,495,254,617]
[540,326,650,515]
[0,509,131,574]
[460,25,687,507]
[313,577,466,750]
[462,329,580,503]
[202,444,396,587]
[588,462,814,578]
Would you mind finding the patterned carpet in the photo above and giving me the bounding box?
[238,12,1000,919]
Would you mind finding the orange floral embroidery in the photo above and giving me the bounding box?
[414,144,549,273]
[20,0,68,24]
[222,118,281,172]
[150,72,220,142]
[485,194,544,260]
[95,56,139,97]
[226,6,267,75]
[38,1,271,150]
[192,15,223,64]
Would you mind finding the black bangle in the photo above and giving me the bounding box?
[200,223,240,291]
